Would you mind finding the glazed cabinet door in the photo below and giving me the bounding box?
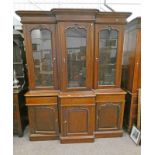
[96,102,123,131]
[23,24,58,89]
[28,104,59,140]
[61,106,94,136]
[58,22,94,91]
[94,25,124,88]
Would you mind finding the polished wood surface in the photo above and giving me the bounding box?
[23,24,58,90]
[28,104,59,141]
[94,25,124,89]
[26,95,59,141]
[122,17,141,93]
[94,89,126,137]
[121,17,141,131]
[59,91,95,143]
[16,9,131,143]
[25,90,60,96]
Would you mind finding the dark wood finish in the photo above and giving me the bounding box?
[13,31,28,87]
[94,89,126,137]
[96,103,122,130]
[94,25,124,89]
[25,91,59,141]
[16,9,131,143]
[59,91,95,143]
[95,12,131,25]
[13,88,28,137]
[57,22,94,91]
[121,17,141,131]
[123,92,138,131]
[15,11,56,24]
[51,9,98,22]
[23,24,58,90]
[137,89,141,129]
[13,31,28,136]
[28,105,59,141]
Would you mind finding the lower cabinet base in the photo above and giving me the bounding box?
[60,135,95,144]
[25,89,126,143]
[95,130,123,138]
[29,134,59,141]
[59,91,95,144]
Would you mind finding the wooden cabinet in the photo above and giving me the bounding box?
[96,103,121,131]
[28,105,59,140]
[94,89,126,137]
[25,91,59,140]
[57,22,94,91]
[121,17,141,131]
[23,24,58,89]
[16,9,131,143]
[59,91,95,143]
[13,30,28,136]
[94,24,124,88]
[13,89,28,136]
[93,13,128,138]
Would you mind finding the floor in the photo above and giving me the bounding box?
[13,126,141,155]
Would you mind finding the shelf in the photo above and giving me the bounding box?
[39,71,53,75]
[32,49,51,52]
[17,76,24,78]
[98,63,116,65]
[100,47,117,49]
[13,62,23,65]
[32,38,51,40]
[67,60,86,62]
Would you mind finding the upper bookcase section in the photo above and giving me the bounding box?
[16,8,131,24]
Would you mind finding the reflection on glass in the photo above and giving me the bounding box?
[31,29,53,87]
[13,42,22,62]
[98,29,118,85]
[13,42,24,78]
[66,27,87,88]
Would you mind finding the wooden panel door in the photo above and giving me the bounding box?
[94,25,124,89]
[23,24,58,89]
[28,104,59,140]
[96,102,123,131]
[57,22,94,91]
[61,106,94,137]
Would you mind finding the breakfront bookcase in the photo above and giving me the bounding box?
[121,17,141,131]
[16,9,131,143]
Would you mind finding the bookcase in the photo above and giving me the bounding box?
[16,9,131,143]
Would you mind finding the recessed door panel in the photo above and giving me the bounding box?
[29,105,58,134]
[96,103,121,131]
[67,108,88,134]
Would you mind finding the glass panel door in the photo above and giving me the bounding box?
[98,29,118,85]
[65,27,87,88]
[31,29,53,87]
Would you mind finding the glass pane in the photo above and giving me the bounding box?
[66,27,87,88]
[98,29,118,85]
[13,64,23,77]
[31,29,53,87]
[13,42,22,62]
[13,41,24,78]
